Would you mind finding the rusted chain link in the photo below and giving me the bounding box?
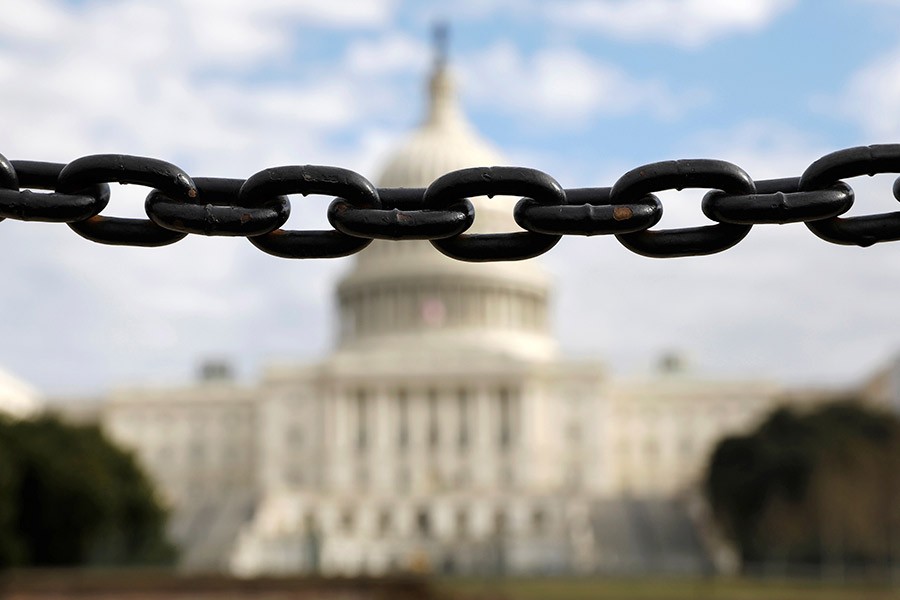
[1,144,899,260]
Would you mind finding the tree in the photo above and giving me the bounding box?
[705,400,900,570]
[0,415,176,568]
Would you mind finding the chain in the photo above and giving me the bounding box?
[1,145,899,261]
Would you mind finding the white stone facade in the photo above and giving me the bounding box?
[104,380,259,508]
[604,371,781,496]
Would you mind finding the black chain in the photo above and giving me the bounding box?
[2,144,900,261]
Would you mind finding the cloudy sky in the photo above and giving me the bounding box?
[2,0,900,397]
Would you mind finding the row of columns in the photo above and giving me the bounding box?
[323,385,521,492]
[340,284,547,342]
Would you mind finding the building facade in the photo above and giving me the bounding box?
[100,53,799,576]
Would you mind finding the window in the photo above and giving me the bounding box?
[493,510,507,536]
[457,389,470,450]
[378,509,392,536]
[531,508,546,534]
[304,512,317,533]
[427,389,439,450]
[341,509,355,533]
[371,288,383,331]
[455,509,468,539]
[498,387,516,450]
[416,508,431,537]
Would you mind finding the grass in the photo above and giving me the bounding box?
[439,576,900,600]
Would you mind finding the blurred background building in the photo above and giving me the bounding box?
[30,42,898,577]
[0,367,40,418]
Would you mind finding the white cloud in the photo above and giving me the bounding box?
[684,119,827,178]
[834,45,900,139]
[0,0,70,43]
[463,43,709,125]
[0,0,411,395]
[345,34,429,74]
[406,0,539,25]
[548,120,900,386]
[546,0,797,48]
[171,0,399,66]
[0,1,419,162]
[0,0,895,399]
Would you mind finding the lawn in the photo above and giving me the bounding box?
[439,577,900,600]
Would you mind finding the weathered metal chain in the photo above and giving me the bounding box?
[1,144,898,261]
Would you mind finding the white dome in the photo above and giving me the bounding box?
[334,57,557,362]
[378,66,503,188]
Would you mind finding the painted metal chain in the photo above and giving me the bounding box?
[0,144,898,261]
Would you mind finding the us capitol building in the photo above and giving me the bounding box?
[39,48,894,576]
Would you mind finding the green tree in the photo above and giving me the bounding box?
[706,400,900,569]
[0,415,176,568]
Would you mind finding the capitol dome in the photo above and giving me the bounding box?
[335,48,557,361]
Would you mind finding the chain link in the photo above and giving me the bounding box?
[800,144,900,247]
[611,159,756,258]
[1,144,899,261]
[2,161,109,223]
[424,166,564,262]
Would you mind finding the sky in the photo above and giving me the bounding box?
[2,0,900,397]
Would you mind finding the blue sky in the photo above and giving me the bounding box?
[2,0,900,396]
